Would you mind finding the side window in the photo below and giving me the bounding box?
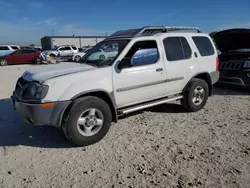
[0,46,10,50]
[12,50,22,55]
[64,47,71,50]
[124,40,159,67]
[192,36,215,56]
[10,46,19,50]
[58,47,65,51]
[163,37,192,61]
[72,46,77,50]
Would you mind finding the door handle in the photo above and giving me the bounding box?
[156,68,163,72]
[194,52,198,58]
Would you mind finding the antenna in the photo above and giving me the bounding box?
[52,28,54,36]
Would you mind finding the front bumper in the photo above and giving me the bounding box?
[11,94,71,127]
[216,69,250,88]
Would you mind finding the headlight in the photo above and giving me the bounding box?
[244,61,250,68]
[22,83,49,101]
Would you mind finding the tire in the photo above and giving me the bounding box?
[99,54,105,60]
[0,59,8,66]
[49,54,56,58]
[62,96,112,146]
[74,55,81,62]
[34,57,42,64]
[181,78,209,112]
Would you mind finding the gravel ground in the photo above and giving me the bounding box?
[0,64,249,188]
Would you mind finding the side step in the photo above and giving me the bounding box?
[118,95,183,115]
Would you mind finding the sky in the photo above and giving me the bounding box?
[0,0,249,45]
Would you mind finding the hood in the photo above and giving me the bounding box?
[22,62,96,83]
[213,28,250,53]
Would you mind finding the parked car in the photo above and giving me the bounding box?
[0,45,20,56]
[11,26,219,146]
[0,49,41,66]
[212,28,250,89]
[87,48,118,61]
[71,49,92,62]
[44,45,78,58]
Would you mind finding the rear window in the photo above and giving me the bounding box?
[0,46,9,50]
[72,46,77,50]
[11,46,19,50]
[192,36,215,56]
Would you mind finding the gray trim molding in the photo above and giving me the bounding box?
[116,76,184,92]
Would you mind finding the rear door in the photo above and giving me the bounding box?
[161,34,200,95]
[64,46,72,56]
[22,49,37,63]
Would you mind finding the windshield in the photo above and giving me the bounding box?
[80,39,130,66]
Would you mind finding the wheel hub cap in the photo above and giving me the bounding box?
[77,108,104,137]
[192,86,205,105]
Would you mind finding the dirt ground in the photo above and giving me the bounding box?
[0,64,249,188]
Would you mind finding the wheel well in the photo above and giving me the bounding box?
[62,91,117,126]
[184,73,213,96]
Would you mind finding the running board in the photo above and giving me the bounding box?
[118,95,183,114]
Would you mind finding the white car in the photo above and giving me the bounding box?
[72,51,87,62]
[0,45,20,56]
[45,45,79,57]
[11,26,219,146]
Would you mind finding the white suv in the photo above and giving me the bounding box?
[46,45,78,57]
[11,26,220,146]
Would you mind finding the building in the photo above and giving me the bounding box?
[41,36,107,50]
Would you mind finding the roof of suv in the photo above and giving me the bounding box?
[106,26,201,40]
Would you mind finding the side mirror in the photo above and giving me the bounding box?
[118,58,132,69]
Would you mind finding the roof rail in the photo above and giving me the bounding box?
[134,26,201,36]
[107,26,201,39]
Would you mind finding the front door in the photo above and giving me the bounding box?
[8,50,24,64]
[113,39,167,108]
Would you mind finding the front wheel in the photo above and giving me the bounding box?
[74,55,81,62]
[181,78,209,112]
[62,96,112,146]
[0,59,8,66]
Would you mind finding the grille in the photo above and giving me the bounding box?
[15,77,30,98]
[219,61,242,70]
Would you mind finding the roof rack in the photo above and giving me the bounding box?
[107,26,201,39]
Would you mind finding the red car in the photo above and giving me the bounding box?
[0,49,41,66]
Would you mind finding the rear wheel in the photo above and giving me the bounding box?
[62,96,112,146]
[34,57,42,64]
[181,78,209,112]
[0,59,8,66]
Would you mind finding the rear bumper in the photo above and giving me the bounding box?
[11,94,71,127]
[217,69,250,88]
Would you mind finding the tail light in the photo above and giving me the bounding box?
[216,56,219,71]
